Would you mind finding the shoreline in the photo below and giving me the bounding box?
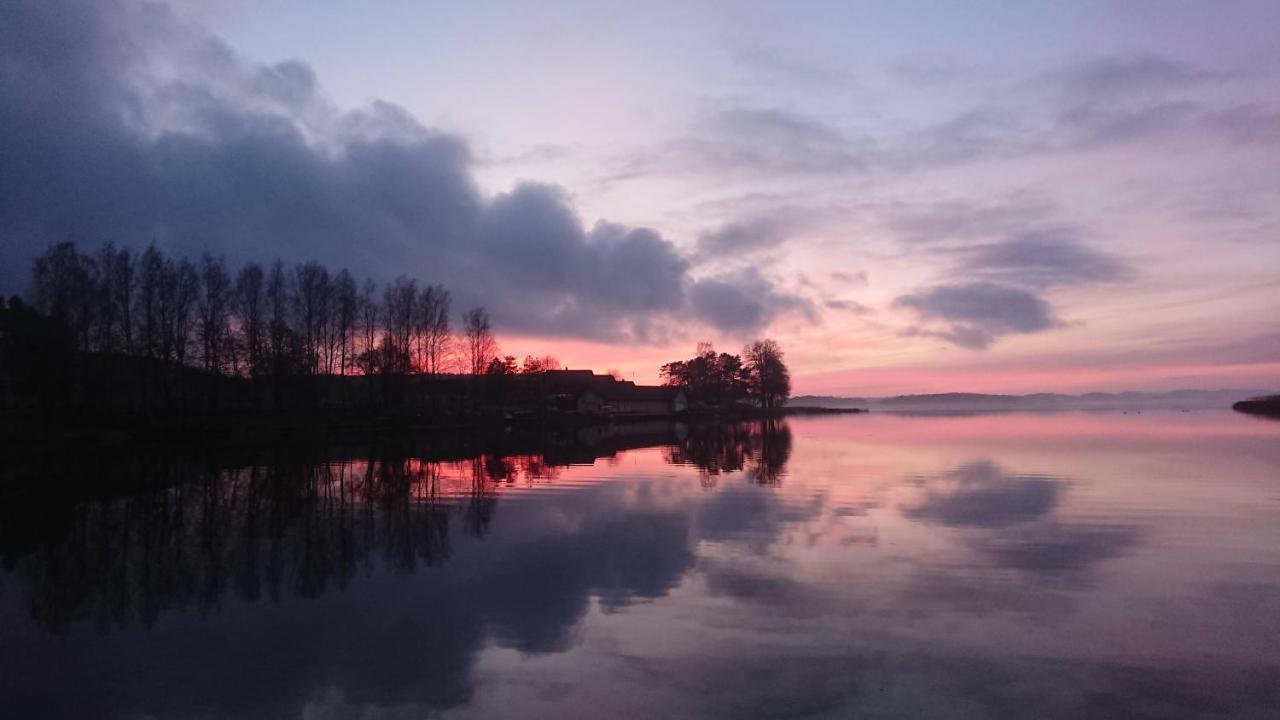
[1,405,867,454]
[1232,396,1280,419]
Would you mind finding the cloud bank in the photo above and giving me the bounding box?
[0,0,807,341]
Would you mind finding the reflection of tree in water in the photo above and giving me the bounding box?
[665,420,793,486]
[1,421,783,634]
[5,449,528,634]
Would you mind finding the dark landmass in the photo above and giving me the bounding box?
[792,389,1275,413]
[0,345,836,454]
[1232,395,1280,419]
[776,405,866,416]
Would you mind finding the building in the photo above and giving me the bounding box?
[531,370,688,417]
[599,382,687,416]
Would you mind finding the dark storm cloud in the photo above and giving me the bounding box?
[690,268,815,334]
[0,0,804,340]
[894,282,1058,349]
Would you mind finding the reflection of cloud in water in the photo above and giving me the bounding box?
[695,485,825,554]
[902,459,1142,577]
[0,464,697,720]
[979,521,1142,576]
[700,559,809,607]
[620,648,1278,720]
[833,500,879,517]
[890,459,1146,627]
[904,460,1061,528]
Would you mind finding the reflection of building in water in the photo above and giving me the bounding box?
[0,420,789,633]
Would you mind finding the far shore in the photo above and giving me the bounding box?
[1232,395,1280,419]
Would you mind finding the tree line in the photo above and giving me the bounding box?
[20,241,518,380]
[660,340,791,409]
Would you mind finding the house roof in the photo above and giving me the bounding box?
[596,380,683,402]
[483,369,684,404]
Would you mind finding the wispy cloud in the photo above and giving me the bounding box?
[957,228,1135,289]
[894,282,1060,350]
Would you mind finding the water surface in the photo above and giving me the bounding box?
[1,411,1277,718]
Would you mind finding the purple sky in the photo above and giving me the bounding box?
[2,1,1277,394]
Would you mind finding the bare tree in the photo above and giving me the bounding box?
[357,278,380,374]
[462,307,496,376]
[170,258,199,365]
[93,243,121,352]
[333,270,358,375]
[234,263,266,376]
[155,257,179,361]
[382,277,416,375]
[137,244,164,359]
[416,284,451,374]
[31,242,99,352]
[197,254,232,373]
[520,355,561,374]
[104,243,135,353]
[266,260,291,375]
[292,262,331,374]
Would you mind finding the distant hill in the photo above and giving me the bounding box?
[790,389,1275,412]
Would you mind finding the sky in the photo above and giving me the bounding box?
[2,0,1278,395]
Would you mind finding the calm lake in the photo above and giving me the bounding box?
[2,411,1278,719]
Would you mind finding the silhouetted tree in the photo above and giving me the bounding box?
[416,285,451,374]
[660,342,750,407]
[520,355,561,374]
[333,270,358,376]
[234,263,266,376]
[266,260,292,377]
[743,339,790,409]
[382,277,417,376]
[6,242,548,420]
[462,307,496,376]
[485,355,518,375]
[32,242,99,352]
[94,242,132,353]
[357,278,380,374]
[168,257,199,365]
[197,254,232,373]
[137,245,165,359]
[293,262,331,374]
